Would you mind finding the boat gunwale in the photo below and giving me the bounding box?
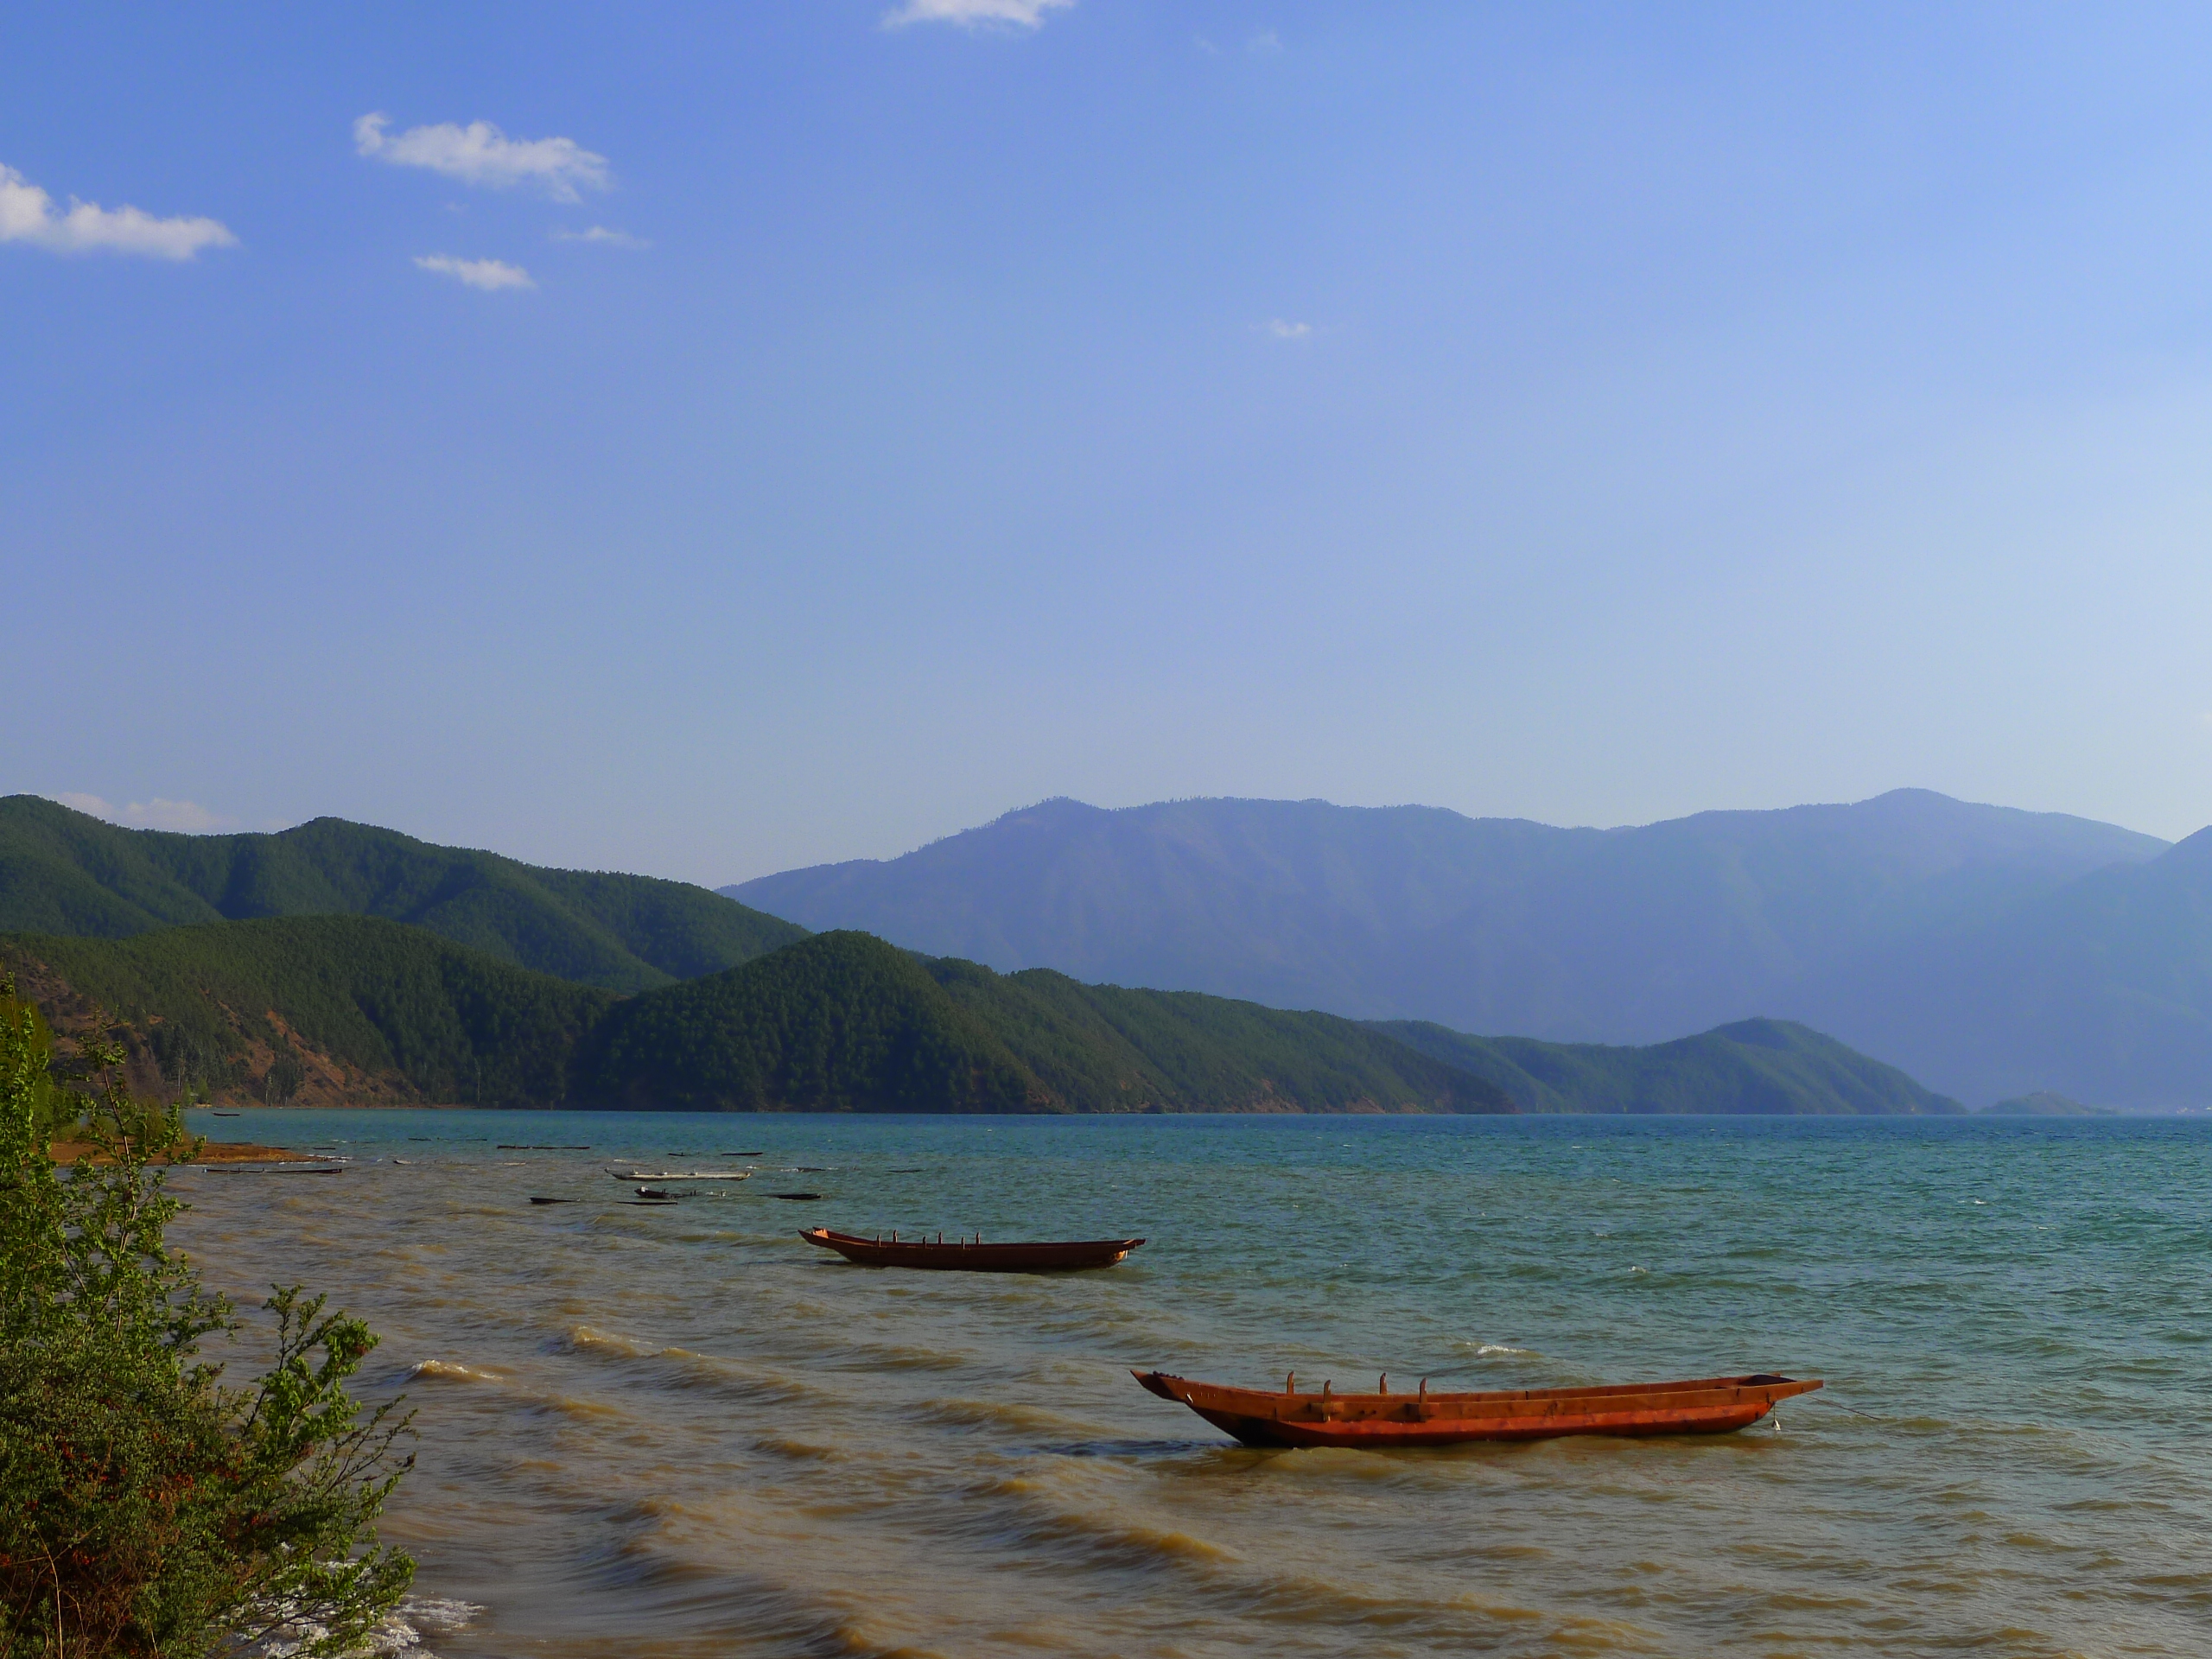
[803,1226,1146,1254]
[1135,1370,1822,1442]
[1143,1370,1821,1414]
[798,1227,1147,1270]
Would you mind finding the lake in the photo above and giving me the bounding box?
[173,1109,2211,1657]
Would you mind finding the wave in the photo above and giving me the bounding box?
[955,1466,1655,1649]
[564,1325,656,1359]
[750,1433,845,1463]
[407,1358,505,1384]
[558,1325,836,1408]
[915,1395,1112,1439]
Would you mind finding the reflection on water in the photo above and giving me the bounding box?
[174,1110,2212,1657]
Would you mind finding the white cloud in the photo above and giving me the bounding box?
[415,254,534,291]
[884,0,1074,29]
[0,164,236,260]
[1262,318,1313,340]
[1248,29,1285,53]
[53,793,232,833]
[551,225,649,249]
[354,113,610,201]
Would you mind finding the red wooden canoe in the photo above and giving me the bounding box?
[800,1226,1145,1273]
[1133,1370,1822,1447]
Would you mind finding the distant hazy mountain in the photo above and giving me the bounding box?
[1979,1092,2115,1117]
[1804,830,2212,1109]
[0,795,804,993]
[728,790,2177,1104]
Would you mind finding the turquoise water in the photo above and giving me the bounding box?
[174,1110,2211,1656]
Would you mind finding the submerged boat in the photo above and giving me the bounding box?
[1133,1370,1822,1447]
[800,1226,1145,1272]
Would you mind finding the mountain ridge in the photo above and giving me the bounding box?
[1373,1016,1961,1116]
[0,795,806,993]
[3,917,1953,1116]
[727,789,2172,1100]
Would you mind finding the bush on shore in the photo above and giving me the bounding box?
[0,975,415,1657]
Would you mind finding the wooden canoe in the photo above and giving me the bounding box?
[800,1227,1145,1273]
[607,1170,752,1181]
[1133,1370,1822,1447]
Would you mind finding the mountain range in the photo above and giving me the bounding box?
[728,790,2198,1107]
[16,785,2196,1110]
[2,915,1953,1116]
[0,795,803,992]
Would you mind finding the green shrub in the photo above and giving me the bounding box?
[0,976,414,1656]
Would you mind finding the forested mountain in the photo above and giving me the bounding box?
[4,916,613,1107]
[1374,1018,1960,1116]
[727,791,2180,1103]
[4,919,1955,1115]
[0,796,804,992]
[3,921,1506,1114]
[575,932,1512,1113]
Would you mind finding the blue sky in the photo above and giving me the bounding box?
[10,2,2212,881]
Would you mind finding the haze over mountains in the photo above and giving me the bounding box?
[730,790,2201,1108]
[12,787,2204,1110]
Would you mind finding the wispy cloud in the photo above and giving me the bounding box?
[1197,28,1284,56]
[551,225,649,249]
[355,114,610,202]
[0,163,236,260]
[1262,318,1313,340]
[415,254,534,291]
[884,0,1074,29]
[53,793,232,833]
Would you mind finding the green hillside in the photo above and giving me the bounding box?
[925,959,1509,1112]
[6,916,1959,1115]
[3,916,612,1107]
[0,795,804,992]
[573,931,1046,1111]
[1371,1017,1964,1115]
[5,920,1512,1113]
[571,933,1514,1113]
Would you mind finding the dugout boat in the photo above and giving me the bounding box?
[607,1169,753,1181]
[1133,1370,1822,1446]
[800,1226,1145,1273]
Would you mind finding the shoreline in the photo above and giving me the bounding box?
[49,1136,306,1166]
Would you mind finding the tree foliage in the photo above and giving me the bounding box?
[0,794,805,993]
[0,974,415,1657]
[3,915,614,1108]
